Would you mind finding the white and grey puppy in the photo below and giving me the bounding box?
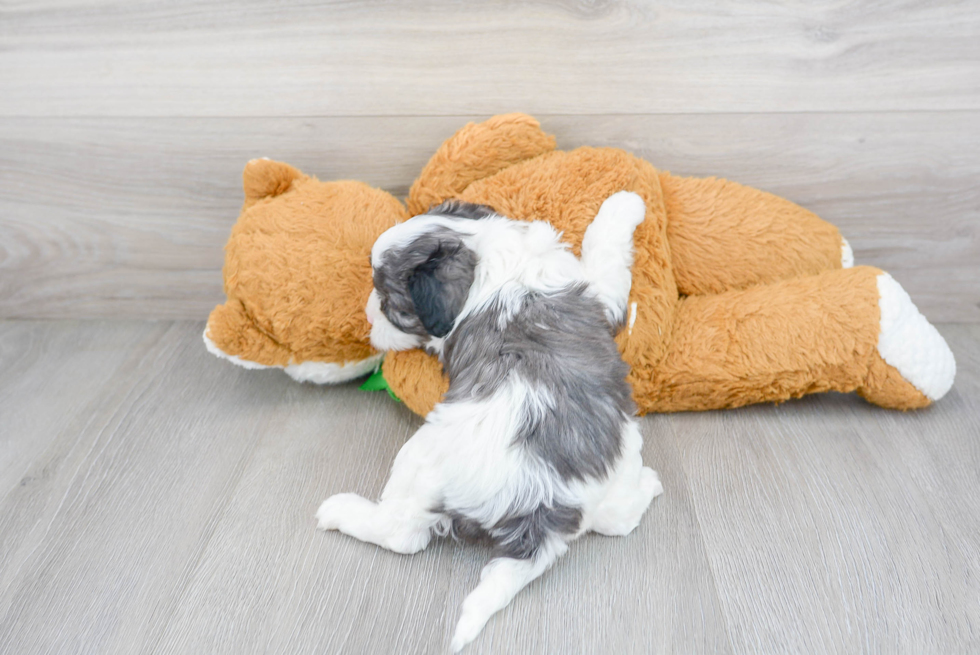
[317,191,662,651]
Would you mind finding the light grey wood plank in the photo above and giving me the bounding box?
[0,321,293,654]
[865,325,980,583]
[666,325,980,654]
[0,321,164,496]
[1,321,979,653]
[0,320,177,616]
[2,113,978,321]
[2,1,978,117]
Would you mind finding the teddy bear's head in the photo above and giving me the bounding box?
[204,158,408,383]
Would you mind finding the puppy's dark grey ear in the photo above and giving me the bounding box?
[428,200,496,221]
[407,235,477,338]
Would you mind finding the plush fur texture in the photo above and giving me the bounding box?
[320,193,662,651]
[205,159,406,381]
[875,273,956,401]
[205,114,955,412]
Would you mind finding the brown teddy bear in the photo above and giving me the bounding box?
[204,113,955,417]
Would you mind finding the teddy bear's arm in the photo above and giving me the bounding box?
[632,266,954,413]
[205,299,294,367]
[382,349,449,418]
[407,113,557,216]
[660,172,849,296]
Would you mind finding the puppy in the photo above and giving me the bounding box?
[317,191,662,651]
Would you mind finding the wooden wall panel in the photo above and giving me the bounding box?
[2,114,977,321]
[1,1,978,117]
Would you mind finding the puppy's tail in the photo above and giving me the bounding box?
[451,534,568,652]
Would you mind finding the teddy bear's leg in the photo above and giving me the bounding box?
[859,272,956,407]
[633,266,955,412]
[407,114,557,216]
[660,172,851,295]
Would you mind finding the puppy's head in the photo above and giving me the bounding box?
[367,202,492,351]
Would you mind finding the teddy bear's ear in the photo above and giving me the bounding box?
[242,158,303,209]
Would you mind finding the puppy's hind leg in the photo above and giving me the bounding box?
[316,494,444,554]
[317,426,445,554]
[588,421,662,537]
[451,536,568,652]
[580,190,647,327]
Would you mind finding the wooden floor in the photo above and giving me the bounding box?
[0,320,977,654]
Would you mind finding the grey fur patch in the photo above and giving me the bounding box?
[442,505,582,560]
[443,284,634,482]
[489,504,582,559]
[427,199,497,220]
[373,227,477,338]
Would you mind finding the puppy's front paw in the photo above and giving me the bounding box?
[316,493,371,531]
[595,190,646,232]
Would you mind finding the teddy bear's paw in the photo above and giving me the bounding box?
[876,273,956,401]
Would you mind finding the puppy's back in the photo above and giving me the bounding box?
[442,284,634,482]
